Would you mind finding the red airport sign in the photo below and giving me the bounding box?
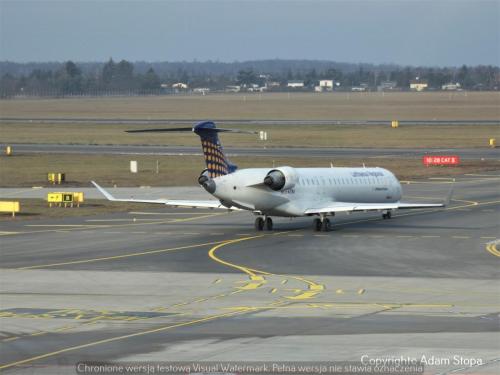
[423,155,460,166]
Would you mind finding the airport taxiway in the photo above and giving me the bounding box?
[2,143,499,160]
[0,174,499,374]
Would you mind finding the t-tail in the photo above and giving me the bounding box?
[126,121,257,178]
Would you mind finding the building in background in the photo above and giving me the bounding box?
[225,85,241,93]
[171,82,188,90]
[265,81,281,90]
[287,80,304,88]
[441,82,461,91]
[410,78,428,91]
[315,79,334,92]
[351,83,369,92]
[377,81,398,91]
[193,87,210,94]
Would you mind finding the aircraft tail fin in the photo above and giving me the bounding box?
[193,121,236,178]
[127,121,257,178]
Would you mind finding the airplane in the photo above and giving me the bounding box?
[92,121,449,232]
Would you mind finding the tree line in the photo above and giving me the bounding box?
[0,59,498,97]
[0,59,161,97]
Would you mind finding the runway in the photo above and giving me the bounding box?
[2,143,499,160]
[0,174,499,374]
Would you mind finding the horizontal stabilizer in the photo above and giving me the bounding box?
[126,127,258,134]
[126,127,192,133]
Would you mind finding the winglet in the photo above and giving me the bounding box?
[444,178,455,206]
[91,181,117,201]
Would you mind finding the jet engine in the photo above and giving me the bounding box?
[263,166,298,191]
[198,169,216,193]
[198,169,210,185]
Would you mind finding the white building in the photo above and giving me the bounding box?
[172,82,188,89]
[410,78,428,91]
[320,79,334,89]
[193,88,210,94]
[442,82,461,91]
[225,85,241,93]
[287,80,304,88]
[351,83,369,92]
[315,79,334,92]
[266,81,281,89]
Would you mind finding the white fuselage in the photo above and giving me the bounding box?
[210,167,402,217]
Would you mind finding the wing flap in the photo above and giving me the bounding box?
[304,201,443,215]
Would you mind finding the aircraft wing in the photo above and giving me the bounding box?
[91,181,240,210]
[304,201,444,215]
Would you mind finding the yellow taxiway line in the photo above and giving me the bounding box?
[207,234,325,299]
[485,241,500,257]
[10,212,227,236]
[0,309,250,371]
[17,240,228,270]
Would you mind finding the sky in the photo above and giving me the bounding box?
[0,0,498,66]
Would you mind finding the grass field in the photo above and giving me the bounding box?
[1,123,498,148]
[1,153,498,188]
[1,92,499,120]
[1,92,498,148]
[0,198,154,221]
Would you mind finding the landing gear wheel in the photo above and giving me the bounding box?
[265,217,273,231]
[382,211,392,220]
[321,218,331,232]
[313,218,322,232]
[254,217,264,231]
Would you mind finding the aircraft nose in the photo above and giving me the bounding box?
[202,179,216,194]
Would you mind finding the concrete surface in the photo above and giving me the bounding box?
[0,173,499,374]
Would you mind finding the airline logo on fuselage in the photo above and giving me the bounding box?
[352,171,384,177]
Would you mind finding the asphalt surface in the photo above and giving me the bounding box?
[2,143,499,160]
[0,173,499,374]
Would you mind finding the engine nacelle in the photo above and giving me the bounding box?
[198,169,210,185]
[198,169,216,193]
[263,166,298,191]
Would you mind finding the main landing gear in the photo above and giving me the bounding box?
[254,216,273,231]
[382,211,392,220]
[313,214,331,232]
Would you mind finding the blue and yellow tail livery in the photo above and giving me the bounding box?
[193,121,237,178]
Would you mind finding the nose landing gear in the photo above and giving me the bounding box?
[254,216,273,231]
